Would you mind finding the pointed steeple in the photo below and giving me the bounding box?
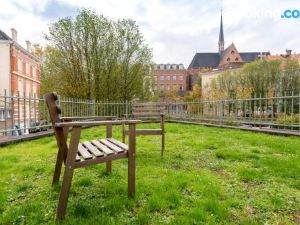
[218,9,224,55]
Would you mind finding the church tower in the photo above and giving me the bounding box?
[218,10,224,55]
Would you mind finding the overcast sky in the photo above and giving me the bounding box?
[1,0,300,67]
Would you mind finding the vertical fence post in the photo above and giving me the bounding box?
[126,100,128,119]
[4,89,7,136]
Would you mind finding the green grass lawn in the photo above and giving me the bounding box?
[0,123,299,225]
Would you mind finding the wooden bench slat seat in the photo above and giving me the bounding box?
[75,154,81,162]
[75,138,128,163]
[78,144,93,160]
[100,139,125,153]
[107,138,129,151]
[83,141,104,157]
[91,140,115,155]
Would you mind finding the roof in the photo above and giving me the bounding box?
[0,29,12,41]
[240,52,267,62]
[154,64,185,70]
[188,53,220,69]
[0,29,40,62]
[188,51,269,69]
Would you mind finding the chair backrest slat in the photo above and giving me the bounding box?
[45,92,68,161]
[45,92,61,126]
[131,102,165,118]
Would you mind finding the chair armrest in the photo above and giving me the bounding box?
[55,120,141,127]
[60,116,116,121]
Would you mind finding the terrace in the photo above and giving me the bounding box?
[0,123,299,224]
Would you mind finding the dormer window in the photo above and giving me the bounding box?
[227,58,230,62]
[235,57,239,61]
[231,50,234,54]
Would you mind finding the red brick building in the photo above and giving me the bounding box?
[153,64,188,93]
[0,28,41,134]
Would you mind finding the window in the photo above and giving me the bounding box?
[166,65,170,69]
[155,76,157,81]
[154,85,157,91]
[172,75,177,80]
[0,110,11,121]
[160,76,164,81]
[6,110,11,118]
[18,80,23,94]
[167,84,170,90]
[26,63,30,75]
[160,84,164,90]
[235,57,239,61]
[32,67,36,78]
[0,111,4,121]
[231,50,234,54]
[179,85,183,91]
[227,58,230,62]
[17,59,22,71]
[167,76,170,80]
[26,81,31,94]
[179,76,183,81]
[176,65,179,69]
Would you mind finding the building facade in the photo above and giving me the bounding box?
[0,28,41,134]
[153,64,188,93]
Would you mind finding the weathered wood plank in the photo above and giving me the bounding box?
[74,152,128,168]
[76,154,81,162]
[83,141,104,157]
[132,113,164,117]
[128,124,136,196]
[100,139,125,153]
[91,140,115,155]
[107,138,129,151]
[124,129,162,136]
[78,144,93,159]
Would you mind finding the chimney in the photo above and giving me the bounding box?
[26,40,31,52]
[11,28,17,42]
[286,49,292,56]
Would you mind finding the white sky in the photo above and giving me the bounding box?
[1,0,300,67]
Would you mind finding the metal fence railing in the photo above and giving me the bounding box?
[166,93,300,131]
[0,90,299,137]
[0,92,129,136]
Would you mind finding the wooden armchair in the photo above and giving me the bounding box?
[45,93,140,220]
[122,102,165,157]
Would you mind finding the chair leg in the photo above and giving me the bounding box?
[56,165,74,220]
[128,124,136,197]
[106,161,112,173]
[161,133,165,158]
[122,123,125,143]
[52,149,63,185]
[128,155,135,197]
[56,127,81,220]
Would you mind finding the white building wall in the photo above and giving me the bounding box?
[0,42,10,95]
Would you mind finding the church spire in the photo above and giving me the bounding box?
[218,9,224,54]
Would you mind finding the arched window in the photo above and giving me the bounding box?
[231,50,234,54]
[235,57,239,61]
[227,58,230,62]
